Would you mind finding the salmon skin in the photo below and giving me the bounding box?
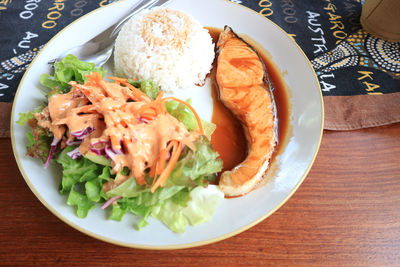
[216,26,277,197]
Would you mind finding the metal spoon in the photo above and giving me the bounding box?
[48,0,171,68]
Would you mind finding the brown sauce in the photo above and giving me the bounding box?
[206,27,291,183]
[210,72,248,174]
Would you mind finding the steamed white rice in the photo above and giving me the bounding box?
[113,7,215,92]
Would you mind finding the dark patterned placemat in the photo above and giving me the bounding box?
[1,0,399,136]
[236,0,400,129]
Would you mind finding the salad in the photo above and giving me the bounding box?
[17,55,224,233]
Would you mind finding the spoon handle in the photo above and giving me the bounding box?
[48,0,172,68]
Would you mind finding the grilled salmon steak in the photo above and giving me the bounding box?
[216,26,277,197]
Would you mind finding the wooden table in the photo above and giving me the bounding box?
[1,123,400,266]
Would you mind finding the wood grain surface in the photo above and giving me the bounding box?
[1,123,400,266]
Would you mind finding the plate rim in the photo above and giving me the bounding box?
[10,0,324,250]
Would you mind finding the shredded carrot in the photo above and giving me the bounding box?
[107,76,128,85]
[149,140,172,180]
[138,104,158,120]
[149,164,157,179]
[151,140,182,193]
[82,90,91,98]
[136,175,147,186]
[119,119,128,128]
[157,141,174,175]
[74,104,95,114]
[140,113,156,121]
[139,106,157,115]
[156,91,164,100]
[122,82,152,103]
[69,81,105,102]
[164,97,204,135]
[72,87,81,95]
[86,72,103,85]
[66,74,201,193]
[69,82,91,98]
[127,93,141,102]
[155,155,164,176]
[137,94,168,121]
[110,135,121,150]
[122,136,130,149]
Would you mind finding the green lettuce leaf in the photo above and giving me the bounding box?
[201,119,217,140]
[166,99,198,131]
[182,185,224,225]
[121,198,153,218]
[166,99,216,139]
[169,136,223,186]
[16,111,35,126]
[55,146,110,218]
[152,185,224,232]
[103,136,223,232]
[40,54,106,93]
[17,105,52,163]
[171,188,191,206]
[128,79,160,100]
[67,188,96,218]
[106,178,148,198]
[56,147,101,194]
[85,179,102,202]
[184,137,223,180]
[109,204,126,221]
[152,200,189,233]
[110,197,153,229]
[26,126,53,163]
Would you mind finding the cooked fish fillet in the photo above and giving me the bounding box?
[216,26,277,197]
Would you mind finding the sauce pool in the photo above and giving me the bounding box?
[206,27,291,182]
[210,72,248,174]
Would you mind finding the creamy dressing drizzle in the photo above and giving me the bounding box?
[36,74,200,185]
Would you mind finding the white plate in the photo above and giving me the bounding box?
[11,0,323,249]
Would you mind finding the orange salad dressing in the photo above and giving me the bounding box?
[38,73,201,193]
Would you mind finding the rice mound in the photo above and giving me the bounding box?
[114,7,215,92]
